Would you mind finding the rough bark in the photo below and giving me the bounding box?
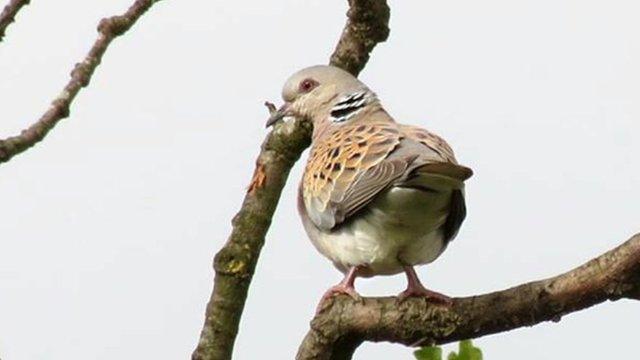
[191,1,391,360]
[296,234,640,360]
[0,0,29,42]
[0,0,161,165]
[330,0,390,76]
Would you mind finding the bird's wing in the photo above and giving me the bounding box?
[398,124,458,163]
[302,119,474,231]
[302,119,404,230]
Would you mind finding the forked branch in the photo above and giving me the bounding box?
[0,0,161,165]
[193,1,638,360]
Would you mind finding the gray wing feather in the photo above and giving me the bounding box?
[334,159,411,224]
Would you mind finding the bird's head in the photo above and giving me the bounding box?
[266,65,378,128]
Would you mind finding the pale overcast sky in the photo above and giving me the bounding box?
[1,1,639,359]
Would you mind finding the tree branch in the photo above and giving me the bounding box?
[330,0,390,76]
[0,0,161,165]
[192,114,313,360]
[191,1,390,359]
[296,234,640,360]
[0,0,29,42]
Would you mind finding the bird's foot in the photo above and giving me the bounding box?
[398,265,453,306]
[397,283,452,306]
[321,283,361,302]
[315,266,364,314]
[316,283,361,314]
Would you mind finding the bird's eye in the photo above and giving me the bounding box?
[299,78,318,93]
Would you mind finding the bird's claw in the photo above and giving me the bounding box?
[396,286,453,306]
[315,284,362,314]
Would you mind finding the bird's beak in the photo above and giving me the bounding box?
[265,102,292,128]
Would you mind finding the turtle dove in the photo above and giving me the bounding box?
[267,65,473,311]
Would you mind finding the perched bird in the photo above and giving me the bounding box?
[267,65,472,310]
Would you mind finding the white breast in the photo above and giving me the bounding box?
[303,186,454,276]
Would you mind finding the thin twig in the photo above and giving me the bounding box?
[296,234,640,360]
[191,1,390,359]
[0,0,162,164]
[0,0,30,42]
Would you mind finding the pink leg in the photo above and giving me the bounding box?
[316,266,362,314]
[397,266,452,305]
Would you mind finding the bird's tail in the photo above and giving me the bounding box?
[401,162,473,192]
[414,162,473,181]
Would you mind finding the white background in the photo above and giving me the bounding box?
[1,1,639,359]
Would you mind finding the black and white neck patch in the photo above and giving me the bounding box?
[330,90,376,123]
